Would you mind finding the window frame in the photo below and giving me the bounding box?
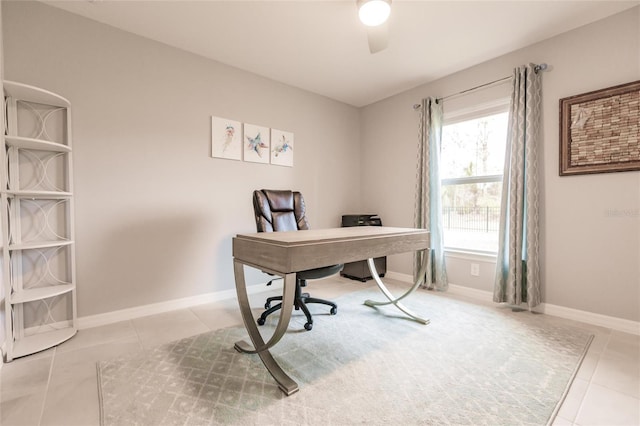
[440,98,510,255]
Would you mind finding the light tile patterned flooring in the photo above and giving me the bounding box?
[1,277,638,425]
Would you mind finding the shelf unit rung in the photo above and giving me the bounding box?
[8,240,73,251]
[12,327,77,359]
[4,190,72,199]
[5,136,71,152]
[10,284,75,304]
[3,80,71,108]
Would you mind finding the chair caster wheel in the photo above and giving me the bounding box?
[257,318,266,326]
[304,322,313,331]
[330,307,337,315]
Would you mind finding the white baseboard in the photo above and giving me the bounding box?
[0,282,281,363]
[447,283,495,303]
[9,272,639,338]
[384,271,640,336]
[534,303,640,336]
[385,271,493,302]
[77,281,282,330]
[383,271,413,283]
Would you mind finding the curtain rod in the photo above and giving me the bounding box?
[413,63,548,110]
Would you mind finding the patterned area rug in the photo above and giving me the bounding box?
[97,289,592,425]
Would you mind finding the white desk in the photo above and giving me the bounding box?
[232,226,430,395]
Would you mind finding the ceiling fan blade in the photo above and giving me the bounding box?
[366,22,389,54]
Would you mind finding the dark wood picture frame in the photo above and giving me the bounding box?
[559,80,640,176]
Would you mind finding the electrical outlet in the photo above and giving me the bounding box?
[470,263,480,276]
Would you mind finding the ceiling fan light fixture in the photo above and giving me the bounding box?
[358,0,391,27]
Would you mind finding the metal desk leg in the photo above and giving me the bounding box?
[364,251,430,325]
[232,260,299,395]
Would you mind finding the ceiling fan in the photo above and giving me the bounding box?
[357,0,392,54]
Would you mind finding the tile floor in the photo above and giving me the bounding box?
[1,277,638,426]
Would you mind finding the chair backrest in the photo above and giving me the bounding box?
[253,189,310,232]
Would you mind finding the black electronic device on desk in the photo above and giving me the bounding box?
[340,214,387,281]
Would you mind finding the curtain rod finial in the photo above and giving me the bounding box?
[535,63,548,73]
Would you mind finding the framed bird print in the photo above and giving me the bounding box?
[243,123,270,164]
[211,116,242,160]
[270,129,294,167]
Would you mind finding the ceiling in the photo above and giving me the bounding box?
[44,0,639,107]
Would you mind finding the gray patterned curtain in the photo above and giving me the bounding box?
[415,97,448,290]
[494,64,541,309]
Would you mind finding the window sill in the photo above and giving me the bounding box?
[444,248,497,263]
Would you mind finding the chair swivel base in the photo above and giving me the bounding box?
[257,286,337,331]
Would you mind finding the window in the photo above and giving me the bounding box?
[440,103,509,253]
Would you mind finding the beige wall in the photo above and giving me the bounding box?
[360,7,640,321]
[2,1,362,317]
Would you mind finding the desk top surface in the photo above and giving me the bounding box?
[233,226,429,273]
[234,226,427,246]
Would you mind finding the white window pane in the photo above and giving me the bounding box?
[442,182,502,252]
[441,112,508,179]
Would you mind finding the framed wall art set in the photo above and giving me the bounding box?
[211,116,294,167]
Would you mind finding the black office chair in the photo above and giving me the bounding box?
[253,189,343,331]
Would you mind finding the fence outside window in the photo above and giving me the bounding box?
[442,206,500,233]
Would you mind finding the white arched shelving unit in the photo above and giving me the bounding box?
[2,81,77,361]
